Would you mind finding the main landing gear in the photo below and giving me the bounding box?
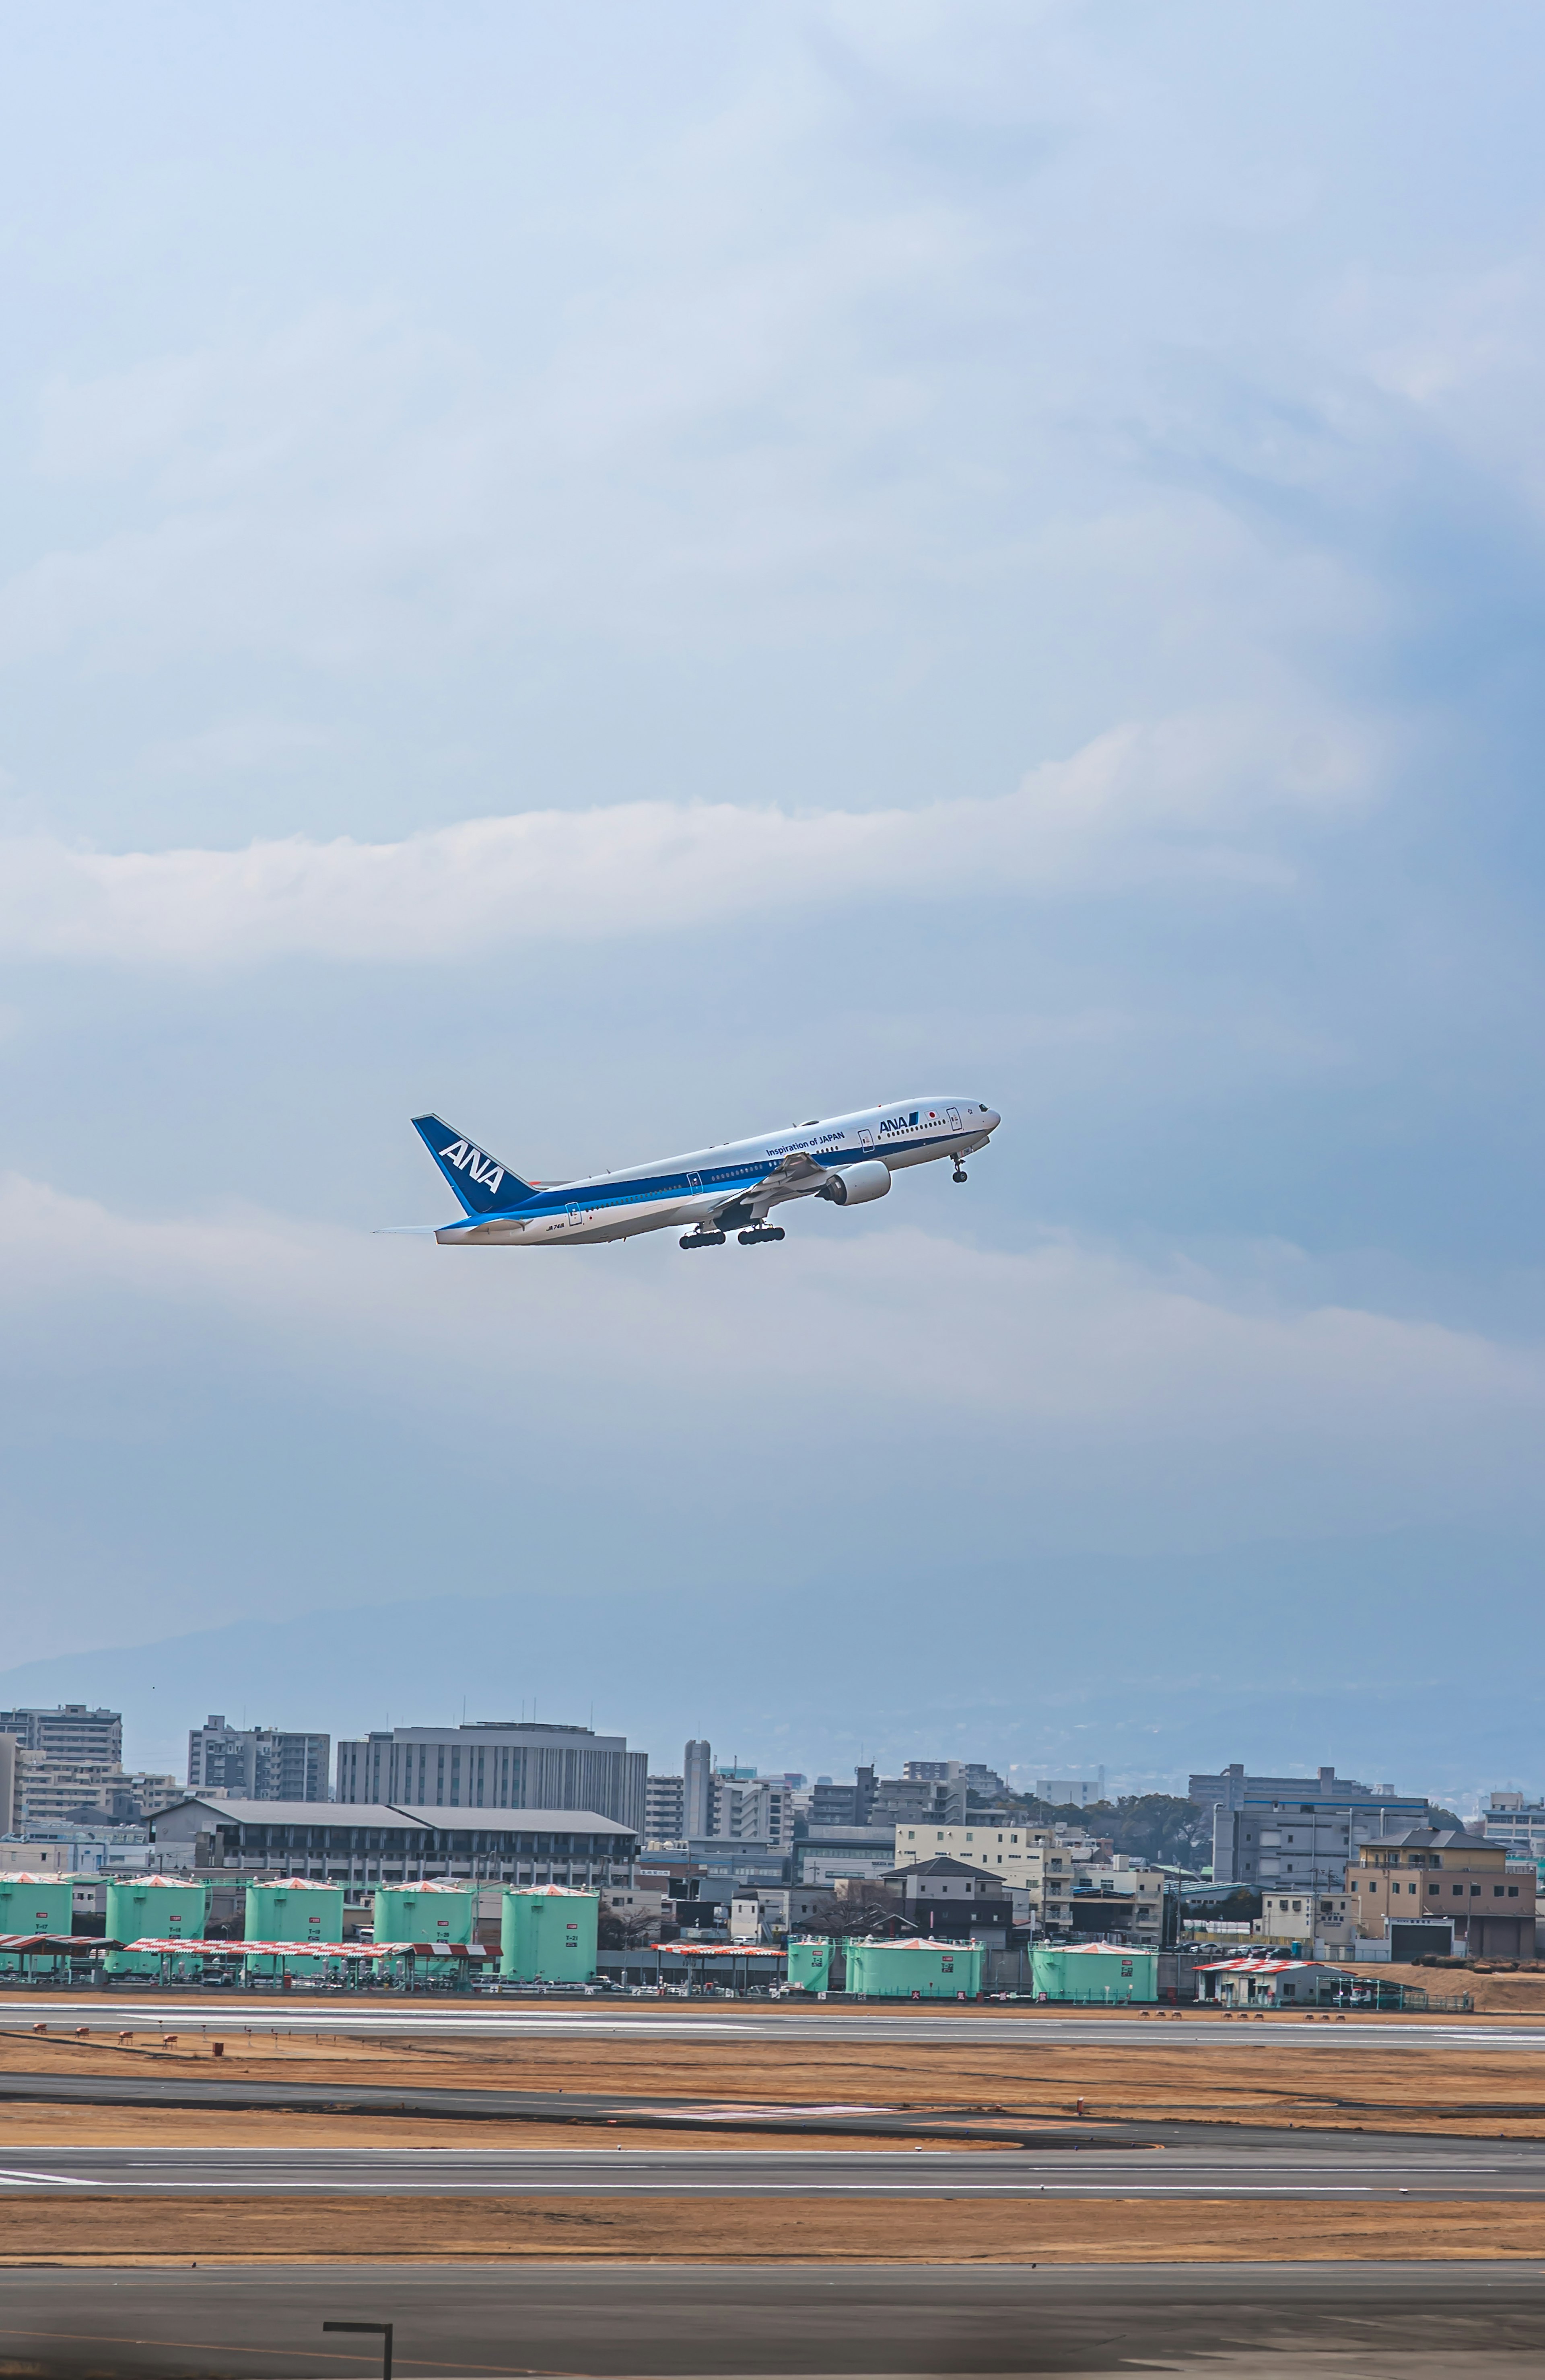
[679,1229,726,1250]
[738,1225,785,1246]
[952,1160,968,1183]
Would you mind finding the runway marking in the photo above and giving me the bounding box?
[0,2167,101,2186]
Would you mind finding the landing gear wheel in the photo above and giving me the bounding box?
[679,1230,726,1250]
[737,1225,787,1246]
[952,1167,968,1184]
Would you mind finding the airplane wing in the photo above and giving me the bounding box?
[713,1150,830,1221]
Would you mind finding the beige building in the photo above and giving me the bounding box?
[888,1819,1168,1943]
[1347,1828,1535,1960]
[1253,1888,1354,1952]
[892,1819,1070,1882]
[14,1757,178,1826]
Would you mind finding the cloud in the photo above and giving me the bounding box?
[1,1171,1536,1551]
[0,707,1377,967]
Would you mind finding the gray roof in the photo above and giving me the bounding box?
[1363,1828,1491,1852]
[152,1795,636,1836]
[154,1797,420,1828]
[886,1856,1008,1885]
[389,1806,636,1835]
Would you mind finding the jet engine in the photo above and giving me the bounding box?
[820,1159,892,1206]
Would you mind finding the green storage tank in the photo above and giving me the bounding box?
[785,1937,834,1992]
[501,1887,597,1983]
[845,1939,985,1999]
[1031,1944,1158,2004]
[0,1872,76,1964]
[244,1878,346,1975]
[105,1876,210,1976]
[372,1883,476,1946]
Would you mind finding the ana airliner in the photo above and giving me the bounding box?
[404,1097,1001,1249]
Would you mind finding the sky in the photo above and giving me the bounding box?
[1,2,1543,1799]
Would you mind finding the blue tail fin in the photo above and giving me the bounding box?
[412,1114,537,1215]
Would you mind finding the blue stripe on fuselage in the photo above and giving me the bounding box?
[464,1131,962,1223]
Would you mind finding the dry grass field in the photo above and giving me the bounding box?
[2,2005,1543,2139]
[2,2193,1543,2266]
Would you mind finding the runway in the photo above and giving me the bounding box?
[2,2133,1542,2195]
[3,2262,1545,2375]
[3,1999,1534,2049]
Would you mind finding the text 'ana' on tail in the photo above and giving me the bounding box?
[411,1114,536,1215]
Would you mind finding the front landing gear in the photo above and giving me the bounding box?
[737,1225,785,1246]
[679,1230,726,1250]
[952,1162,968,1184]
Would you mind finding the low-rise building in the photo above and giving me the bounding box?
[795,1826,896,1884]
[892,1818,1061,1883]
[884,1856,1017,1945]
[148,1794,638,1888]
[1347,1828,1535,1961]
[1197,1955,1350,2008]
[1253,1888,1355,1953]
[1020,1842,1169,1944]
[1480,1792,1545,1859]
[730,1883,830,1942]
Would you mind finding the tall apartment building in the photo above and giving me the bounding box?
[187,1716,330,1803]
[670,1743,793,1846]
[1190,1763,1431,1892]
[0,1705,163,1831]
[334,1720,647,1830]
[810,1767,876,1826]
[906,1759,1007,1801]
[14,1756,177,1826]
[644,1774,685,1840]
[0,1706,122,1765]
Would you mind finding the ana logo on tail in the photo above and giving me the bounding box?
[439,1140,505,1196]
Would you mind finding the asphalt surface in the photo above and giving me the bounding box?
[2,2133,1542,2196]
[0,2069,1096,2143]
[5,2262,1545,2374]
[3,1999,1535,2048]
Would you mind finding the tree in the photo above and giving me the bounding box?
[598,1900,658,1950]
[1001,1793,1211,1866]
[809,1889,903,1939]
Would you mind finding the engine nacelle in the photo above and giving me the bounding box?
[820,1159,892,1207]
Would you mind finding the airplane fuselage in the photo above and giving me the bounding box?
[414,1096,1001,1248]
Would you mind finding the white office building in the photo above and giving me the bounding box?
[334,1720,647,1831]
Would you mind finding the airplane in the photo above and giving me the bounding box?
[403,1096,1001,1249]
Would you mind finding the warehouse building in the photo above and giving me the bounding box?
[148,1794,638,1888]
